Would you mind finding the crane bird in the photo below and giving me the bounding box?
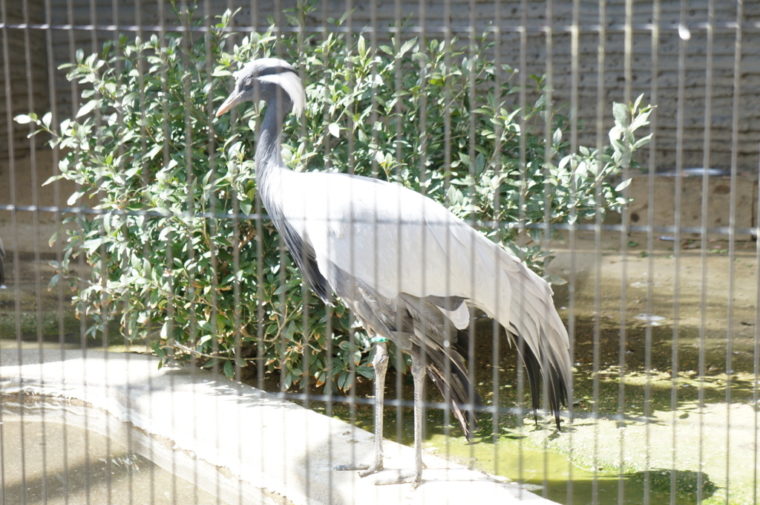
[216,58,571,485]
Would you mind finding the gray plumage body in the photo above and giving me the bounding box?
[216,58,571,484]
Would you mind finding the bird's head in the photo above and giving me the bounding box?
[215,58,305,118]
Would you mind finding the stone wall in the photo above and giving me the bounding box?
[0,0,49,162]
[2,1,759,186]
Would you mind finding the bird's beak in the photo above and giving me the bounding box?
[215,90,244,117]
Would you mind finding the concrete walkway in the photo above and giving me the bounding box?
[0,347,558,505]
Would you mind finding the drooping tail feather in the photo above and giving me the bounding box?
[422,343,482,439]
[510,328,569,429]
[446,218,572,430]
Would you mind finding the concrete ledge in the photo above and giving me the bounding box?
[0,348,558,505]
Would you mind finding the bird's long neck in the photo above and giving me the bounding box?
[255,93,292,184]
[255,92,294,217]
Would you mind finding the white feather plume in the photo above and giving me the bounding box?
[258,70,305,117]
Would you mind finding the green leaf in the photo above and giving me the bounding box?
[397,38,416,59]
[77,100,98,118]
[446,185,463,205]
[328,122,340,138]
[633,133,652,150]
[82,238,104,254]
[612,102,628,127]
[14,113,37,125]
[223,360,235,379]
[42,174,64,187]
[160,321,170,339]
[614,178,632,192]
[144,143,163,160]
[552,127,562,145]
[66,190,85,206]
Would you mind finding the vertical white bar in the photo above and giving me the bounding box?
[466,0,477,472]
[725,1,744,501]
[567,0,580,502]
[516,0,528,495]
[591,1,607,503]
[643,2,661,504]
[696,2,715,504]
[617,2,634,504]
[316,2,336,501]
[541,1,553,496]
[0,0,22,498]
[670,2,688,498]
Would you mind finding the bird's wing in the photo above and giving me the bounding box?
[419,191,572,419]
[272,212,332,303]
[260,168,332,303]
[282,171,570,412]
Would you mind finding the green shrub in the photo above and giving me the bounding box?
[18,7,651,391]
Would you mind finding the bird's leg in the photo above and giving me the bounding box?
[335,340,388,473]
[410,351,426,486]
[372,350,427,487]
[358,340,388,477]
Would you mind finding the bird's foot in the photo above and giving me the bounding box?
[334,462,384,478]
[372,470,423,488]
[334,463,369,471]
[357,463,383,478]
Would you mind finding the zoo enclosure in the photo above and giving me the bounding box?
[0,1,759,505]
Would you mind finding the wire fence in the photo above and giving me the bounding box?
[0,1,758,504]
